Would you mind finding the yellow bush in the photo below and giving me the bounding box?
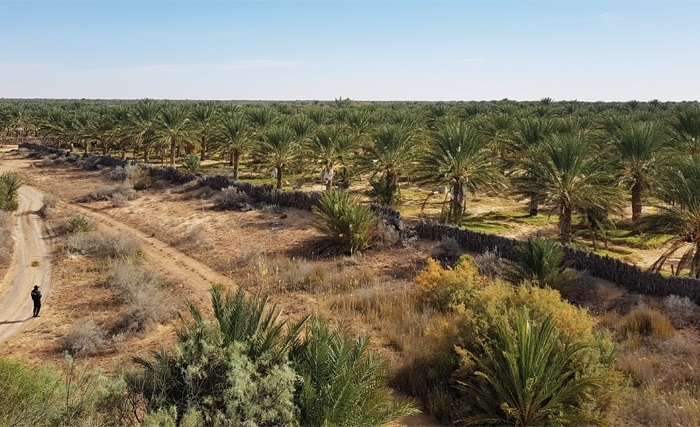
[413,257,486,312]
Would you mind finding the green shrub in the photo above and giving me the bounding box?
[0,172,21,211]
[367,177,399,207]
[507,234,579,289]
[291,317,418,426]
[312,190,376,255]
[182,155,201,173]
[0,358,62,426]
[126,164,152,190]
[460,310,602,426]
[413,257,485,312]
[68,214,90,233]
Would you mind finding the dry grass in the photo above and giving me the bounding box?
[76,185,137,203]
[61,320,108,356]
[0,211,12,262]
[64,232,141,259]
[618,308,675,340]
[240,254,375,294]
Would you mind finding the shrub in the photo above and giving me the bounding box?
[126,164,152,190]
[77,185,137,203]
[213,187,252,211]
[102,167,128,181]
[39,194,58,217]
[395,261,622,424]
[0,172,21,211]
[312,190,376,255]
[413,257,485,312]
[474,249,505,280]
[373,219,402,249]
[367,177,399,207]
[664,294,697,328]
[67,215,90,233]
[431,236,462,264]
[460,310,603,426]
[182,155,201,173]
[0,358,63,426]
[507,234,579,288]
[110,192,128,207]
[106,258,173,333]
[619,308,675,339]
[65,232,140,258]
[61,320,107,356]
[0,211,11,261]
[291,317,418,426]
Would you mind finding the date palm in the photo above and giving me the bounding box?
[254,126,300,189]
[127,99,161,162]
[154,104,195,166]
[520,134,624,243]
[611,122,667,224]
[361,124,419,205]
[668,104,700,155]
[214,112,252,180]
[191,102,218,161]
[307,125,357,190]
[645,157,700,277]
[421,120,503,224]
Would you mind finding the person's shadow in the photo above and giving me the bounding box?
[0,318,31,325]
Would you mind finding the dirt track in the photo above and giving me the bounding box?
[0,186,51,343]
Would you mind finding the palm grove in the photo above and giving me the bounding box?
[1,98,700,426]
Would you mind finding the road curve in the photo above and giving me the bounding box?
[0,186,52,343]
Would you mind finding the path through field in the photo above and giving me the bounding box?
[0,186,51,343]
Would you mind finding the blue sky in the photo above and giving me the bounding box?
[1,1,698,101]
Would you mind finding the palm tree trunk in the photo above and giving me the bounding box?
[170,141,176,166]
[529,197,539,216]
[631,181,643,224]
[560,205,573,243]
[276,165,283,190]
[233,152,240,180]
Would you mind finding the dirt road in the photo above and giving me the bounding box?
[0,186,52,343]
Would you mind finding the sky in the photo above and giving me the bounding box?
[0,1,699,101]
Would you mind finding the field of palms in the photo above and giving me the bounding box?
[1,98,700,426]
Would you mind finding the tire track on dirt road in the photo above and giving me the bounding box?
[0,186,52,343]
[63,200,235,308]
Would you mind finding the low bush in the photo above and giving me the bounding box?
[126,164,152,190]
[67,215,90,233]
[102,167,128,181]
[413,257,485,312]
[106,258,174,333]
[76,185,137,203]
[61,320,107,356]
[213,186,252,210]
[110,192,128,207]
[64,232,141,258]
[39,194,58,217]
[474,249,505,280]
[182,155,201,173]
[664,294,697,328]
[618,308,675,339]
[374,218,402,249]
[431,236,462,264]
[312,190,376,255]
[0,211,11,261]
[507,234,579,289]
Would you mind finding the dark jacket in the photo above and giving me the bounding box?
[31,289,42,303]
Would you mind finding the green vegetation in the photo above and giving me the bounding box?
[507,234,579,289]
[312,190,376,255]
[0,172,21,211]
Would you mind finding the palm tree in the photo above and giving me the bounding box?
[190,102,218,161]
[645,157,700,277]
[461,310,601,426]
[361,124,419,205]
[307,125,357,190]
[254,126,300,189]
[421,120,503,224]
[507,235,578,289]
[154,104,194,166]
[668,104,700,155]
[611,121,667,224]
[214,112,252,180]
[519,134,624,243]
[127,99,161,163]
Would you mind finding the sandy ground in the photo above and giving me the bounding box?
[0,186,52,343]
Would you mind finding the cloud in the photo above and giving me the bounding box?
[600,12,621,21]
[0,62,47,71]
[67,60,302,76]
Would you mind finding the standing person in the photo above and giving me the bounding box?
[31,285,41,317]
